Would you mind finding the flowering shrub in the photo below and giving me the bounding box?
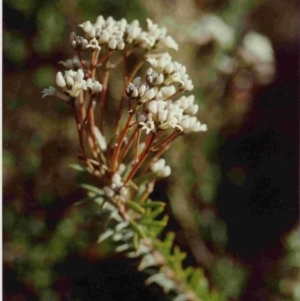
[41,15,223,301]
[42,16,208,191]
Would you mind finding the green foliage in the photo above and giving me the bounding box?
[212,258,248,298]
[3,31,27,64]
[33,67,56,88]
[76,164,226,301]
[4,201,96,298]
[34,4,65,53]
[6,97,26,111]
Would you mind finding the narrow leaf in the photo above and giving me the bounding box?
[125,200,145,214]
[80,183,104,195]
[129,220,147,239]
[97,229,114,243]
[69,164,86,172]
[140,220,168,228]
[142,201,166,209]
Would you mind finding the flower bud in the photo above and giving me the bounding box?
[164,63,174,74]
[148,101,158,114]
[108,39,117,49]
[98,30,109,43]
[65,75,74,88]
[138,84,147,97]
[158,110,168,122]
[56,72,66,87]
[117,42,125,50]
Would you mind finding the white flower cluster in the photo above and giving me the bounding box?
[239,31,275,84]
[147,53,194,91]
[74,16,178,52]
[242,32,274,64]
[103,173,128,201]
[151,159,171,178]
[192,14,234,50]
[126,53,194,105]
[138,97,207,134]
[137,19,178,50]
[42,69,102,99]
[56,69,102,97]
[125,53,206,134]
[126,77,159,104]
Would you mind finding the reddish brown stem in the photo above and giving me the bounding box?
[99,59,111,133]
[124,133,156,185]
[119,126,139,163]
[80,96,93,128]
[150,130,181,151]
[96,50,112,67]
[134,128,141,163]
[111,112,135,171]
[70,99,93,170]
[79,92,86,120]
[77,51,88,71]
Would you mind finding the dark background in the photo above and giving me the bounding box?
[3,0,299,300]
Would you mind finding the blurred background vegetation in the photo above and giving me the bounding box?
[3,0,299,300]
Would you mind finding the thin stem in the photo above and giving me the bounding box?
[80,96,93,128]
[96,49,112,67]
[124,133,156,185]
[150,130,181,151]
[77,51,88,71]
[111,111,135,171]
[89,51,95,77]
[119,126,139,163]
[115,54,146,136]
[110,48,133,69]
[134,128,141,163]
[70,99,93,170]
[90,49,100,78]
[99,58,111,132]
[141,140,171,175]
[79,92,86,120]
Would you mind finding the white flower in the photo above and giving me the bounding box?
[147,100,184,132]
[151,159,171,178]
[136,19,178,50]
[243,31,274,63]
[86,38,101,51]
[97,30,110,43]
[146,68,164,85]
[139,87,157,103]
[41,86,71,102]
[56,72,66,87]
[41,86,56,98]
[156,35,178,51]
[184,117,207,133]
[147,53,172,73]
[70,32,88,51]
[111,173,122,189]
[86,79,102,94]
[155,85,176,100]
[174,95,198,115]
[55,69,87,97]
[138,120,155,134]
[108,38,118,49]
[192,14,234,49]
[103,186,115,198]
[125,20,142,44]
[79,21,94,35]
